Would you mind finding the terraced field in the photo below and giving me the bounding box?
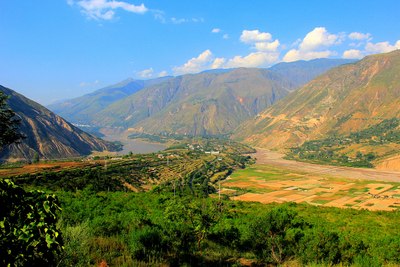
[221,149,400,211]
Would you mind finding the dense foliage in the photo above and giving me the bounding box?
[55,189,400,266]
[288,118,400,167]
[0,91,24,148]
[0,180,63,266]
[3,138,400,266]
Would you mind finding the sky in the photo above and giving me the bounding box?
[1,0,400,105]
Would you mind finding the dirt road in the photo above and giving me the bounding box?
[254,148,400,183]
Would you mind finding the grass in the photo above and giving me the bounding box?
[312,199,331,205]
[221,163,400,211]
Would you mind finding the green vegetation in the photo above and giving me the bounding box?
[0,91,24,147]
[47,190,400,266]
[288,118,400,167]
[0,180,63,266]
[3,138,400,266]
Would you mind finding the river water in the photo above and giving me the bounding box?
[116,139,167,155]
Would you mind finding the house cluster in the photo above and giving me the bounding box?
[186,143,220,155]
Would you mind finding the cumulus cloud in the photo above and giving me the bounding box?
[70,0,147,20]
[365,41,400,53]
[283,27,341,62]
[157,71,168,77]
[223,34,229,39]
[299,27,340,51]
[137,68,154,78]
[225,52,279,68]
[342,49,364,59]
[254,40,280,52]
[173,50,215,75]
[284,49,335,62]
[240,30,272,43]
[349,32,371,40]
[212,28,221,33]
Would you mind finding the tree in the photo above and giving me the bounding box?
[248,205,307,264]
[0,91,24,148]
[0,180,63,266]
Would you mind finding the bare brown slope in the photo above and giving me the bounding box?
[0,86,119,161]
[234,50,400,149]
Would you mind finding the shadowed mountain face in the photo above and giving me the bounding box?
[234,50,400,149]
[47,76,172,125]
[0,86,120,161]
[48,58,354,137]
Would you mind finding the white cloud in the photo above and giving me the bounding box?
[283,49,335,62]
[283,27,341,62]
[342,49,364,59]
[225,52,279,68]
[211,58,226,69]
[158,71,168,77]
[365,41,400,53]
[299,27,340,51]
[349,32,371,40]
[70,0,147,20]
[137,68,154,78]
[173,50,215,75]
[223,34,229,39]
[254,40,280,52]
[240,30,272,43]
[212,28,221,33]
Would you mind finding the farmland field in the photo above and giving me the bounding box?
[222,149,400,211]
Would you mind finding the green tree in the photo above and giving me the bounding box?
[0,91,24,148]
[248,205,307,264]
[0,180,63,266]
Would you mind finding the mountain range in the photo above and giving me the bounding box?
[0,86,120,162]
[49,58,354,137]
[234,50,400,151]
[48,76,172,125]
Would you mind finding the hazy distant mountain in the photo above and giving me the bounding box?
[47,76,172,124]
[234,50,400,149]
[0,85,120,161]
[95,68,296,136]
[48,58,355,137]
[269,58,356,87]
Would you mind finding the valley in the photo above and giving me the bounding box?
[222,148,400,211]
[3,2,400,266]
[2,51,400,266]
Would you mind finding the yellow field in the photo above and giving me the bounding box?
[222,164,400,211]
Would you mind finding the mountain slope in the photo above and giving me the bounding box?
[269,58,355,87]
[47,76,171,124]
[95,68,296,136]
[0,85,119,161]
[234,50,400,149]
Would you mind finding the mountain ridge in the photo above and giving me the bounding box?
[233,50,400,149]
[0,85,120,161]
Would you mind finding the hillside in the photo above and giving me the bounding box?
[95,68,296,136]
[234,50,400,150]
[35,57,359,143]
[0,85,120,161]
[47,58,352,137]
[47,76,171,124]
[269,58,355,87]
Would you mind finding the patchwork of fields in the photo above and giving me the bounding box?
[222,149,400,211]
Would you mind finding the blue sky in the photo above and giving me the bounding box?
[1,0,399,105]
